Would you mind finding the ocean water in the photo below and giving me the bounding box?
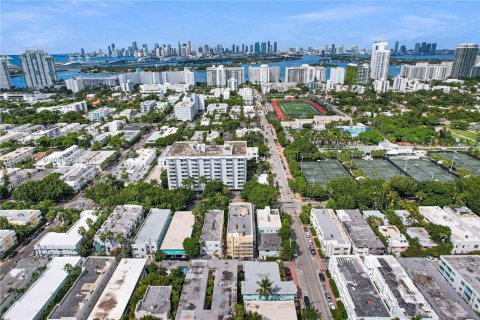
[8,53,453,88]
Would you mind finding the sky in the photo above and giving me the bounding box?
[1,0,480,54]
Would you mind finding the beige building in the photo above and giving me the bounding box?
[0,209,42,226]
[226,202,255,259]
[0,229,17,256]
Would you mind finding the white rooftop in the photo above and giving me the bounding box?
[88,258,146,320]
[245,301,297,320]
[134,209,171,244]
[160,211,194,251]
[256,206,281,230]
[3,256,82,320]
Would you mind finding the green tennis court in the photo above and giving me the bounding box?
[390,158,455,182]
[431,152,480,174]
[300,160,351,185]
[353,159,405,180]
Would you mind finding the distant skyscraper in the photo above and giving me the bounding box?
[370,41,390,81]
[414,43,421,54]
[261,42,267,54]
[254,42,260,54]
[430,43,437,55]
[0,58,12,89]
[451,43,479,78]
[20,50,58,89]
[331,44,336,55]
[80,48,85,57]
[351,45,358,54]
[273,41,278,53]
[132,41,138,51]
[394,41,399,54]
[400,45,407,54]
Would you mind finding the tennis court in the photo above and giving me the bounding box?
[431,152,480,174]
[353,159,405,180]
[390,158,455,182]
[300,160,350,185]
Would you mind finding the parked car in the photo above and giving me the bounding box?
[22,238,31,246]
[310,249,316,255]
[329,302,335,310]
[303,227,308,232]
[427,256,438,262]
[303,296,311,308]
[284,267,292,277]
[319,272,326,282]
[325,293,332,302]
[8,251,18,259]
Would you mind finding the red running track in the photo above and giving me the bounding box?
[272,99,328,120]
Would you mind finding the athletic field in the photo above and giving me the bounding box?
[353,159,405,180]
[431,152,480,174]
[390,158,455,182]
[300,160,350,185]
[272,99,328,120]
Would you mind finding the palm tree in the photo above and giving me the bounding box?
[256,277,274,301]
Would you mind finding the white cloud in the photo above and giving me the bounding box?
[287,4,387,21]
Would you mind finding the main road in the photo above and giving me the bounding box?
[255,91,332,320]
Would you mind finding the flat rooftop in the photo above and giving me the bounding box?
[337,209,385,251]
[161,211,194,251]
[332,256,390,318]
[88,258,146,320]
[49,257,117,319]
[311,208,350,245]
[134,209,171,244]
[258,233,282,251]
[364,256,437,318]
[398,257,480,320]
[242,261,296,297]
[176,260,238,320]
[3,256,82,320]
[200,210,224,242]
[0,209,41,224]
[245,301,297,320]
[227,202,254,236]
[256,206,281,230]
[165,141,247,157]
[441,255,480,296]
[136,286,172,316]
[419,206,480,242]
[406,227,437,247]
[96,205,143,236]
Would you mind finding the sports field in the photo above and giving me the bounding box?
[300,160,350,185]
[353,159,405,180]
[390,158,455,182]
[272,99,328,120]
[432,152,480,174]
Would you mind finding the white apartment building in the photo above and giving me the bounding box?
[0,209,42,226]
[132,209,172,259]
[34,210,98,256]
[36,101,88,114]
[392,76,409,93]
[107,119,125,132]
[200,210,224,256]
[329,256,391,320]
[248,64,280,83]
[238,87,254,105]
[35,145,84,168]
[419,206,480,254]
[400,62,453,81]
[140,100,157,113]
[0,147,34,167]
[174,100,197,121]
[20,50,58,89]
[93,205,144,253]
[88,107,111,122]
[125,148,156,170]
[0,58,11,90]
[207,103,229,115]
[3,256,82,320]
[256,206,281,234]
[0,229,17,256]
[57,164,98,192]
[329,67,345,84]
[207,65,244,87]
[310,209,351,257]
[370,41,391,81]
[164,141,248,190]
[374,79,390,93]
[439,255,480,312]
[364,256,438,319]
[285,64,326,83]
[30,127,61,140]
[377,225,410,256]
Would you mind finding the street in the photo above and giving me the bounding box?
[255,90,332,320]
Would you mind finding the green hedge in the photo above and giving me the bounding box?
[329,278,340,298]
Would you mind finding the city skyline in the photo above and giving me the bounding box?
[2,1,480,54]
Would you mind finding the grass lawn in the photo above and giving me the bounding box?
[277,101,321,117]
[450,128,478,141]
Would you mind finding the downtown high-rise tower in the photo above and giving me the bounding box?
[370,41,391,81]
[20,50,58,89]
